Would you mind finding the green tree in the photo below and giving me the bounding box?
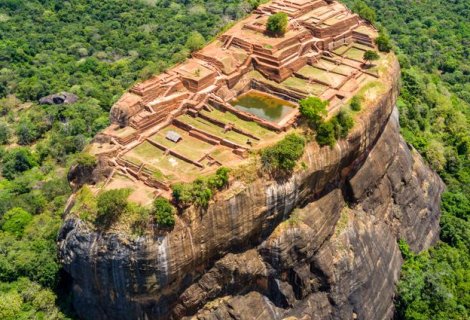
[316,121,336,147]
[376,31,392,52]
[153,197,175,228]
[261,133,306,175]
[1,208,33,237]
[299,96,329,128]
[350,95,362,111]
[96,189,130,226]
[0,122,10,145]
[335,110,354,139]
[185,31,206,52]
[363,50,379,65]
[266,12,289,37]
[1,147,38,180]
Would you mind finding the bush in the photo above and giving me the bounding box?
[266,12,288,37]
[207,167,230,190]
[1,147,38,180]
[172,183,193,207]
[0,122,10,145]
[153,197,175,228]
[376,31,392,52]
[335,110,354,138]
[261,133,306,175]
[316,121,336,147]
[172,167,230,208]
[96,189,130,226]
[185,31,205,52]
[191,179,213,208]
[1,208,33,237]
[350,95,362,111]
[299,96,329,128]
[364,50,380,65]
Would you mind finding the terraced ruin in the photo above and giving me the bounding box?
[89,0,386,204]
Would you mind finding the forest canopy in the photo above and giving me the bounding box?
[0,0,265,318]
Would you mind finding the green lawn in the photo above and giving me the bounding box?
[179,114,250,145]
[201,109,277,140]
[282,77,327,95]
[344,47,366,60]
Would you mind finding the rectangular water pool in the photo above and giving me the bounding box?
[230,90,295,123]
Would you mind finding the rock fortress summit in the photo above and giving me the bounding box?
[81,0,386,204]
[60,1,444,320]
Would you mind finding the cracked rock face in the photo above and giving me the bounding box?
[58,59,444,320]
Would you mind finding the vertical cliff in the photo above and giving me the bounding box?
[58,58,444,319]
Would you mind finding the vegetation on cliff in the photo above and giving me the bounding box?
[260,133,306,176]
[342,0,470,318]
[299,97,354,147]
[172,167,230,208]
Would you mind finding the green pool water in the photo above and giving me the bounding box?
[230,91,295,123]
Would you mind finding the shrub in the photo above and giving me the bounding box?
[172,183,193,207]
[261,133,306,175]
[316,121,336,147]
[299,96,329,128]
[266,12,288,37]
[350,95,362,111]
[1,147,38,180]
[1,208,33,237]
[153,197,175,228]
[172,167,230,208]
[0,121,10,145]
[207,167,230,190]
[185,31,205,52]
[376,32,392,53]
[96,189,130,226]
[364,50,380,65]
[191,179,213,208]
[335,110,354,138]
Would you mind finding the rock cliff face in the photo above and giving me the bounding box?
[58,59,444,320]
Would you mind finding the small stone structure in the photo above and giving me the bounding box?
[90,0,382,199]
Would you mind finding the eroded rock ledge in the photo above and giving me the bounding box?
[58,59,444,320]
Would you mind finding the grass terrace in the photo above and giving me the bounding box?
[122,141,203,181]
[178,114,251,146]
[149,125,216,162]
[282,76,328,95]
[296,65,347,88]
[200,108,277,140]
[343,47,366,61]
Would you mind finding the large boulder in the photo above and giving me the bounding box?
[39,92,78,105]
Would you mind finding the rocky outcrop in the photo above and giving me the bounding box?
[58,58,444,320]
[39,92,78,105]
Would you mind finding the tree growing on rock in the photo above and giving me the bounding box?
[153,197,175,228]
[96,189,130,227]
[299,96,329,128]
[363,50,380,66]
[266,12,288,37]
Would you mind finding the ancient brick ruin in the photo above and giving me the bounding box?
[90,0,381,203]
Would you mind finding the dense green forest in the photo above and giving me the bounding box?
[0,0,263,318]
[0,0,468,318]
[343,0,469,319]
